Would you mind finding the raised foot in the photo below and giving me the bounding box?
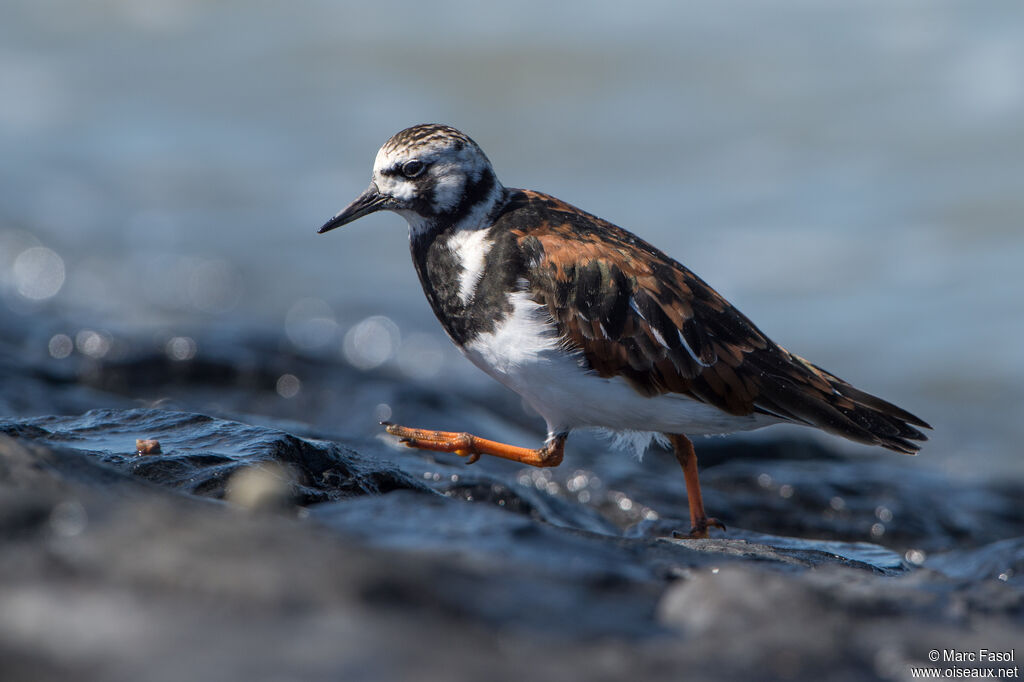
[381,422,565,468]
[671,517,727,540]
[382,422,482,463]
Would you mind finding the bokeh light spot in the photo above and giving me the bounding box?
[13,246,65,300]
[48,333,73,359]
[343,316,400,370]
[165,336,197,361]
[374,403,392,422]
[49,500,88,537]
[396,332,445,380]
[284,297,338,351]
[75,329,112,359]
[276,373,301,398]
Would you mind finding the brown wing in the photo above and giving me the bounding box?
[504,190,930,453]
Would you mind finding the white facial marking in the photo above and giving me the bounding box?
[430,161,466,213]
[373,146,417,202]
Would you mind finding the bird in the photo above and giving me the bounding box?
[318,123,930,538]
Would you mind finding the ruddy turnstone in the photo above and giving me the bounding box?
[319,123,930,538]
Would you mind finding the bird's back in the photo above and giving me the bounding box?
[489,189,930,453]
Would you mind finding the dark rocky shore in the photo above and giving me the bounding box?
[1,316,1021,681]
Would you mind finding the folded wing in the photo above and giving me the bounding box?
[507,190,930,453]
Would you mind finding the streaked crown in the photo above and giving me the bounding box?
[373,124,499,218]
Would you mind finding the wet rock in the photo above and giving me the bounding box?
[609,440,1024,553]
[660,533,906,573]
[2,428,1022,682]
[1,318,1022,681]
[925,537,1024,586]
[656,563,1022,681]
[13,408,426,506]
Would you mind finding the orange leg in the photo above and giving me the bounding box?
[667,433,726,539]
[382,422,566,468]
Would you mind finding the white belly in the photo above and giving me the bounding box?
[461,292,779,441]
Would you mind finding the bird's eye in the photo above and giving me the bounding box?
[402,160,425,178]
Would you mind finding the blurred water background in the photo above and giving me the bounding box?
[1,0,1022,478]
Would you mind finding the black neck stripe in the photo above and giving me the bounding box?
[444,166,496,225]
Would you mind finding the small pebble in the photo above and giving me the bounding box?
[136,439,162,455]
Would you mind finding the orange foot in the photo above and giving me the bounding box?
[672,517,727,540]
[382,422,566,468]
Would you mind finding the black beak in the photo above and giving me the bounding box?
[318,184,389,234]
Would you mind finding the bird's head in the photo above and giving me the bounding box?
[318,124,502,237]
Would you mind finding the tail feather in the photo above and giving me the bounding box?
[755,356,931,455]
[816,365,931,454]
[817,380,929,455]
[832,382,931,429]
